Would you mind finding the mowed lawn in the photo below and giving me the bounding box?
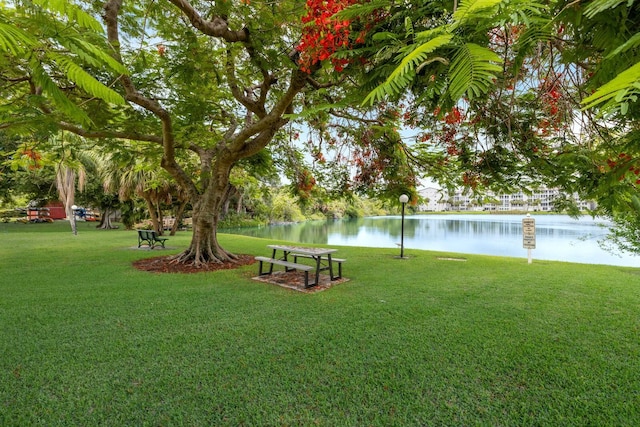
[1,222,639,426]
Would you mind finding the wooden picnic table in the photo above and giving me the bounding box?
[255,245,343,288]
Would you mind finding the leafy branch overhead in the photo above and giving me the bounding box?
[0,3,127,127]
[579,0,640,115]
[363,33,453,105]
[362,0,506,106]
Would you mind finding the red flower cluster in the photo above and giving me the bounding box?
[607,153,640,184]
[462,171,480,189]
[444,107,463,124]
[23,148,42,170]
[539,75,563,133]
[297,169,317,199]
[297,0,363,73]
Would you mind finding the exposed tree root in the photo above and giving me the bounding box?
[133,254,255,274]
[169,244,240,267]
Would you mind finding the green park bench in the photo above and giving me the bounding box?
[137,229,168,249]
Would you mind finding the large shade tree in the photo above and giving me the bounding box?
[2,0,404,266]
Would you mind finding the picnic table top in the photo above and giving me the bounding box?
[267,244,338,256]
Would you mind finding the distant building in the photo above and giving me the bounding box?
[417,186,595,212]
[418,187,449,211]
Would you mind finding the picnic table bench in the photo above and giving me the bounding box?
[137,229,168,249]
[292,253,345,280]
[256,245,345,288]
[255,256,314,287]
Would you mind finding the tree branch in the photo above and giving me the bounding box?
[225,48,265,116]
[103,0,199,200]
[166,0,249,42]
[231,69,309,159]
[58,121,163,144]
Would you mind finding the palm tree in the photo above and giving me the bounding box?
[51,133,90,235]
[99,150,176,234]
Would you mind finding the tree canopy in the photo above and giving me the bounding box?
[2,0,640,259]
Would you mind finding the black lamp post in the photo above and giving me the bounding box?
[399,194,409,258]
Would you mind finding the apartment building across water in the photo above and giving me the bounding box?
[418,186,596,212]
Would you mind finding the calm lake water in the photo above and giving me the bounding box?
[223,214,639,267]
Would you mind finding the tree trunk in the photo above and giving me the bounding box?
[170,161,237,266]
[56,166,77,235]
[157,206,165,234]
[169,200,188,236]
[97,207,118,229]
[236,193,243,215]
[143,195,161,234]
[222,198,230,220]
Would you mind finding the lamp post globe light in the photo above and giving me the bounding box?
[399,194,409,258]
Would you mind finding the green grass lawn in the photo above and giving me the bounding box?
[1,221,639,425]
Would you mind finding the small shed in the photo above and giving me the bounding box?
[45,201,66,220]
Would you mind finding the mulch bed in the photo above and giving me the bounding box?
[251,270,349,293]
[132,254,347,292]
[132,254,256,274]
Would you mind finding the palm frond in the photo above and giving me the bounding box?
[447,43,503,100]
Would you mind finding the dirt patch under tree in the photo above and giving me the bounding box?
[133,254,256,274]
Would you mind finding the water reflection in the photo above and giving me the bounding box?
[223,214,637,267]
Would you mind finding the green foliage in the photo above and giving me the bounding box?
[602,201,640,255]
[270,190,306,223]
[0,3,128,129]
[581,62,640,114]
[363,33,452,105]
[31,0,105,32]
[575,0,640,116]
[0,21,34,55]
[47,53,125,105]
[447,43,503,100]
[28,58,93,125]
[583,0,630,18]
[218,212,265,229]
[450,0,504,28]
[360,0,512,107]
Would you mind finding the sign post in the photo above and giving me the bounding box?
[522,214,536,264]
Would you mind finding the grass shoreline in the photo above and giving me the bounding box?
[1,222,639,425]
